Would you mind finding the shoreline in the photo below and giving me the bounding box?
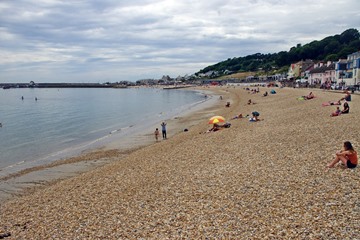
[0,87,222,203]
[1,86,359,239]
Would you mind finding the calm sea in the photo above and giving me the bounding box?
[0,87,207,177]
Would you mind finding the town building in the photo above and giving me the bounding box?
[308,61,335,86]
[335,51,360,86]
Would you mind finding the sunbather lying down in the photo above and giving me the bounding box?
[205,122,231,133]
[322,100,341,106]
[305,92,315,99]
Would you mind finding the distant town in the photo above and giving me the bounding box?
[2,50,360,91]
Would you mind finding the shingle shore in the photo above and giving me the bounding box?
[0,86,359,239]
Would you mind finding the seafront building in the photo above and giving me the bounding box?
[308,61,335,86]
[289,51,360,87]
[336,51,360,86]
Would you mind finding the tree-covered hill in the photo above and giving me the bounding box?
[197,28,360,76]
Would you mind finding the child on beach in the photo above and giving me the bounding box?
[154,128,159,141]
[330,107,341,117]
[327,141,357,169]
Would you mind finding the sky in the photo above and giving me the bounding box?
[1,0,360,83]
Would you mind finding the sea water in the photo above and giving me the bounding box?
[0,87,207,177]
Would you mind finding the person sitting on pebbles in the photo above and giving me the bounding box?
[249,111,260,122]
[247,99,256,105]
[327,141,357,169]
[340,91,351,102]
[341,102,350,114]
[330,107,341,117]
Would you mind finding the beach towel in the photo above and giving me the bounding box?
[297,97,305,101]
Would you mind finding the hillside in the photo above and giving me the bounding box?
[197,28,360,77]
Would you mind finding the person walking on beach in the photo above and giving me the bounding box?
[154,128,159,142]
[161,122,167,139]
[327,141,357,169]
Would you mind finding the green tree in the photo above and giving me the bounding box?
[340,28,360,44]
[325,54,338,61]
[324,40,340,55]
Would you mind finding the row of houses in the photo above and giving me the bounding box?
[288,51,360,86]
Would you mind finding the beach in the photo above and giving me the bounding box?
[0,86,359,239]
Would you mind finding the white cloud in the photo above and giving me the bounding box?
[0,0,359,82]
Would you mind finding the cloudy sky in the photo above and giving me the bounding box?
[1,0,359,83]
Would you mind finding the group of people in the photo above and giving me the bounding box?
[330,91,351,117]
[330,102,349,116]
[154,122,167,141]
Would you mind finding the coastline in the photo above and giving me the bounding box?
[1,86,359,239]
[0,87,221,203]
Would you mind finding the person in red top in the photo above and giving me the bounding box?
[327,141,358,169]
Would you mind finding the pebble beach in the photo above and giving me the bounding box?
[0,86,359,239]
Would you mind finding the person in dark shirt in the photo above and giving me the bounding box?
[341,102,349,114]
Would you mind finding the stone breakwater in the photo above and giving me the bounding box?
[0,87,359,239]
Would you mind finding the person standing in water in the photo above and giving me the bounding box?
[161,122,167,139]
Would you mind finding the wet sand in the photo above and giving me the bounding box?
[0,86,359,239]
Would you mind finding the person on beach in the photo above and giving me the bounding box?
[249,111,260,122]
[225,102,230,107]
[305,92,315,100]
[327,141,357,169]
[263,91,268,97]
[154,128,160,141]
[232,113,243,119]
[341,102,349,114]
[247,99,256,105]
[330,107,341,117]
[329,100,341,105]
[322,100,341,107]
[340,91,351,102]
[161,122,167,139]
[208,123,220,132]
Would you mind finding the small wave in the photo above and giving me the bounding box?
[3,160,25,170]
[109,125,134,134]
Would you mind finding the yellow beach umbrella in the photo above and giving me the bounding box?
[208,116,225,124]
